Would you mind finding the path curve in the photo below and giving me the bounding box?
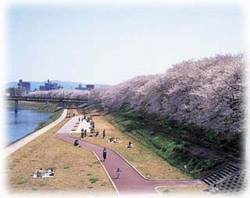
[54,117,203,196]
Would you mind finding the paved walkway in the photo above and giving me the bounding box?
[5,110,67,157]
[54,117,203,196]
[70,116,91,133]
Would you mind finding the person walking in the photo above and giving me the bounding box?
[81,128,84,138]
[103,129,106,139]
[84,129,87,137]
[116,168,122,179]
[102,147,107,162]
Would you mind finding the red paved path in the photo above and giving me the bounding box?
[54,117,203,196]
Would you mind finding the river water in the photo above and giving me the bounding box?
[6,106,52,145]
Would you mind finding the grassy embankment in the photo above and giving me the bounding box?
[72,109,190,181]
[92,104,241,179]
[156,185,208,195]
[7,101,61,112]
[7,109,116,194]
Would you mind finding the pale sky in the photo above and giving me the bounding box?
[7,4,244,85]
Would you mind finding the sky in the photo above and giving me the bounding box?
[7,3,245,85]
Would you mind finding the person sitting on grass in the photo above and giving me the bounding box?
[108,137,121,143]
[126,141,133,148]
[95,132,100,137]
[37,168,43,178]
[74,139,79,146]
[44,168,54,177]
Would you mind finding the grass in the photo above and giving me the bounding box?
[89,178,99,183]
[107,107,235,179]
[93,161,101,164]
[39,183,46,187]
[7,101,60,112]
[7,109,116,194]
[17,181,26,185]
[92,103,104,111]
[35,109,64,130]
[157,185,208,195]
[71,110,189,181]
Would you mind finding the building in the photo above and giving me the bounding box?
[18,79,31,94]
[75,84,85,90]
[6,87,21,97]
[86,84,95,91]
[6,88,15,97]
[39,80,62,91]
[6,79,30,96]
[75,84,95,91]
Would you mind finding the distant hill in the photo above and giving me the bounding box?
[6,80,108,91]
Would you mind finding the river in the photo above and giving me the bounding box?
[6,106,52,145]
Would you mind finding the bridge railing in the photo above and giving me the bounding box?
[6,96,88,103]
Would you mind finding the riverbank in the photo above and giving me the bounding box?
[6,101,64,145]
[5,109,67,156]
[7,101,61,112]
[34,109,64,132]
[6,109,116,195]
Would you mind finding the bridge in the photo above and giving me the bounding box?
[6,96,89,113]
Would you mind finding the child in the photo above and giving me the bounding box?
[126,141,133,148]
[116,168,122,179]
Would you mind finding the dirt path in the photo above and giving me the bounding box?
[54,117,204,196]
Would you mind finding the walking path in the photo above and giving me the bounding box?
[54,116,204,196]
[5,109,67,157]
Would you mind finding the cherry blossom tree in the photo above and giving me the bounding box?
[90,54,245,135]
[28,53,245,135]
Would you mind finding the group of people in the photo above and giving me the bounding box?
[79,115,95,138]
[78,115,87,123]
[32,168,54,178]
[108,137,118,143]
[78,116,106,139]
[81,128,87,138]
[90,120,95,128]
[74,114,136,180]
